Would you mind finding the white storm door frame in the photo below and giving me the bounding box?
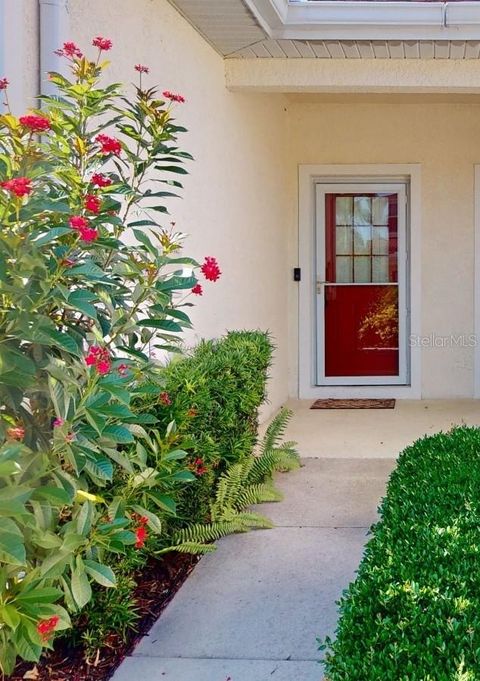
[315,182,408,386]
[298,164,422,400]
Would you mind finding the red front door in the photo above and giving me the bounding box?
[322,192,401,379]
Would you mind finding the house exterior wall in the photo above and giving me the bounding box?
[65,0,290,417]
[0,0,39,115]
[6,0,480,403]
[287,98,480,398]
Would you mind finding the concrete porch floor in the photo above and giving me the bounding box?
[283,398,480,458]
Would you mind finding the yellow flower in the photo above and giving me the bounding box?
[75,489,104,504]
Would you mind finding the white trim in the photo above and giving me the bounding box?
[39,0,70,97]
[474,165,480,398]
[298,164,422,400]
[315,182,408,386]
[247,0,480,41]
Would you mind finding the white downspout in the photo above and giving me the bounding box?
[38,0,69,97]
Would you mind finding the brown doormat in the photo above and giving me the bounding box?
[311,398,396,410]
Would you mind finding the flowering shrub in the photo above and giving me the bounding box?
[0,37,220,674]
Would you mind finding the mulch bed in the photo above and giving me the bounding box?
[311,398,396,409]
[9,553,200,681]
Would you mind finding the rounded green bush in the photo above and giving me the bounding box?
[322,427,480,681]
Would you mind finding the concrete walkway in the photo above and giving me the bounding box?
[112,457,395,681]
[112,400,480,681]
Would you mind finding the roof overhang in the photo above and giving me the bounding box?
[245,0,480,40]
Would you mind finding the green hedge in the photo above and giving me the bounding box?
[143,330,273,525]
[322,427,480,680]
[75,330,274,654]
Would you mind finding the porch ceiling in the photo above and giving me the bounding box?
[167,0,480,57]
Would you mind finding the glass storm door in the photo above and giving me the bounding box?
[315,183,408,385]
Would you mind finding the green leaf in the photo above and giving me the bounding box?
[148,491,177,515]
[71,561,92,609]
[163,449,188,462]
[31,486,72,506]
[171,470,197,482]
[76,501,93,536]
[155,165,189,174]
[102,425,135,444]
[137,319,183,332]
[98,403,135,419]
[16,587,62,605]
[131,506,162,534]
[34,226,71,246]
[1,605,20,630]
[39,328,80,356]
[14,627,42,662]
[40,551,70,579]
[165,308,192,325]
[68,290,98,320]
[68,260,107,280]
[156,275,197,292]
[84,560,116,588]
[0,519,25,565]
[84,455,113,481]
[0,485,32,514]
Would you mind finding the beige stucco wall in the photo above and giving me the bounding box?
[286,97,480,398]
[8,0,480,401]
[64,0,290,416]
[1,0,39,114]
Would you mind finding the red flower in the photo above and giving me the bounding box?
[19,114,51,132]
[84,194,102,214]
[79,226,98,242]
[85,346,111,374]
[53,418,64,428]
[163,90,185,104]
[55,42,83,59]
[117,363,129,376]
[0,78,9,90]
[0,177,32,198]
[36,615,60,642]
[70,216,98,242]
[135,64,149,74]
[190,457,207,477]
[96,359,111,375]
[135,525,148,549]
[159,391,172,406]
[69,215,88,230]
[191,284,203,296]
[95,134,121,156]
[90,173,112,188]
[200,256,221,282]
[6,425,25,441]
[92,36,112,51]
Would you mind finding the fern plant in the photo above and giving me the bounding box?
[160,408,300,555]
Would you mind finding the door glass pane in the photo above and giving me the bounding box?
[354,256,370,283]
[373,196,389,225]
[353,197,371,225]
[353,225,371,255]
[372,255,389,282]
[336,226,352,255]
[372,226,389,255]
[336,256,353,282]
[336,197,353,225]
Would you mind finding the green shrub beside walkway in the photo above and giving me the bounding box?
[322,427,480,681]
